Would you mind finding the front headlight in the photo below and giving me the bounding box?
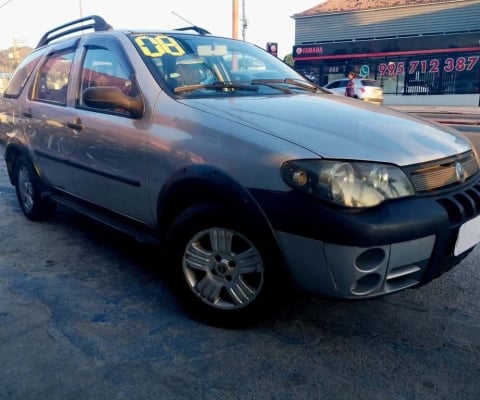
[281,159,415,208]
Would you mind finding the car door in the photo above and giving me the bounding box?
[325,79,345,95]
[26,42,79,191]
[337,79,348,95]
[68,35,153,223]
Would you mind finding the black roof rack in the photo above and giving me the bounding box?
[36,15,112,48]
[174,26,211,35]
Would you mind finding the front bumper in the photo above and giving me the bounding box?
[275,230,475,298]
[251,176,480,299]
[362,97,384,105]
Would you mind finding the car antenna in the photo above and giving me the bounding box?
[171,11,211,35]
[172,11,195,26]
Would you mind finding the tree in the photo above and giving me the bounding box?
[0,46,32,72]
[283,53,294,68]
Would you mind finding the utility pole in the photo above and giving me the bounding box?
[233,0,247,41]
[241,0,248,41]
[232,0,239,39]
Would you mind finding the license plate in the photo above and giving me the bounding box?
[454,214,480,256]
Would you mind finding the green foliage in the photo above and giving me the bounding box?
[283,53,294,67]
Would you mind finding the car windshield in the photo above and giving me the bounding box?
[130,32,323,97]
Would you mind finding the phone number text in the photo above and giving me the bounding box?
[378,56,479,76]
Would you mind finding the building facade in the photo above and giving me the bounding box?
[292,0,480,105]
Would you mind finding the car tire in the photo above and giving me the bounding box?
[14,156,56,221]
[166,204,274,327]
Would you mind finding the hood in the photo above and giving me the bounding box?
[180,94,471,166]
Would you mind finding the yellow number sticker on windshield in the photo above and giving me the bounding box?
[155,36,185,56]
[135,35,185,57]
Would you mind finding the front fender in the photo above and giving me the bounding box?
[156,164,277,247]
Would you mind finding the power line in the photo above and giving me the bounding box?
[0,0,13,9]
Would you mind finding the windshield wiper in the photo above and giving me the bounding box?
[251,78,322,93]
[174,81,259,94]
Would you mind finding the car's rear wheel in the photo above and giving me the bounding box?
[14,156,56,220]
[167,205,274,326]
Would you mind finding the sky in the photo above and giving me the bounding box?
[0,0,322,58]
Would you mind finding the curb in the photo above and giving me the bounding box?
[388,106,480,126]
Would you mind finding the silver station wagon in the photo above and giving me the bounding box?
[1,16,480,325]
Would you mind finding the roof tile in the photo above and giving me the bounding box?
[295,0,468,16]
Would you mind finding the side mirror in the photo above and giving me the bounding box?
[82,86,144,119]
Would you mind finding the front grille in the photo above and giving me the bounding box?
[437,183,480,225]
[408,151,479,192]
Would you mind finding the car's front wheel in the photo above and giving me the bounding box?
[14,156,56,220]
[167,205,274,326]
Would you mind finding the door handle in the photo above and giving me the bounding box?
[67,117,83,131]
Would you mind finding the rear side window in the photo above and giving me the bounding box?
[3,49,46,98]
[326,81,341,89]
[32,49,75,105]
[361,80,381,87]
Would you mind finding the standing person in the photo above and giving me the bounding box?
[345,71,356,98]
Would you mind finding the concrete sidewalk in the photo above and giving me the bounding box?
[389,105,480,114]
[388,105,480,126]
